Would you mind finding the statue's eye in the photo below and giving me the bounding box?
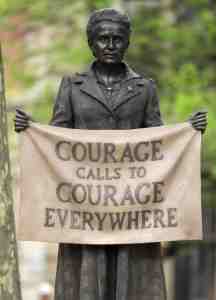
[98,36,108,43]
[114,36,122,43]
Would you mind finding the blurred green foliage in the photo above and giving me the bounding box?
[0,0,215,206]
[126,0,216,207]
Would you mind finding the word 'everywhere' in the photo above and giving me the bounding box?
[44,208,178,231]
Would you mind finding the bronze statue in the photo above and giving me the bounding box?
[14,8,207,300]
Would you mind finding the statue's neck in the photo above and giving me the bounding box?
[94,61,126,86]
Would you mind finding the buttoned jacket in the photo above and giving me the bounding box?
[51,62,166,300]
[50,62,163,129]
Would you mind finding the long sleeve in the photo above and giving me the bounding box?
[143,79,163,127]
[49,76,73,128]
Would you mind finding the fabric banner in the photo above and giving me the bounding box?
[17,122,202,244]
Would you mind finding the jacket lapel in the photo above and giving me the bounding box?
[75,62,143,113]
[76,68,113,113]
[112,66,143,111]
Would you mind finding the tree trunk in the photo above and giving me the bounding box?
[0,44,22,300]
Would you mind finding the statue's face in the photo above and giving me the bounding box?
[90,21,130,64]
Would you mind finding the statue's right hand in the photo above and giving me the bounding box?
[14,108,33,133]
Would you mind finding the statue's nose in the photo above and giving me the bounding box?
[107,38,114,50]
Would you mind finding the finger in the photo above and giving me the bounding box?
[191,111,208,118]
[192,122,208,127]
[16,114,31,122]
[192,125,207,131]
[191,119,208,124]
[15,126,28,132]
[14,121,29,127]
[193,123,207,128]
[15,121,29,127]
[15,113,29,121]
[15,108,27,115]
[191,118,208,123]
[15,123,28,128]
[15,124,29,128]
[191,120,207,125]
[191,113,208,119]
[16,109,30,117]
[14,116,29,122]
[190,116,207,122]
[14,118,29,124]
[194,109,208,115]
[16,110,32,121]
[13,116,29,123]
[14,128,26,132]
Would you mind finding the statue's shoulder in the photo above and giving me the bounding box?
[132,75,157,88]
[127,66,156,87]
[60,72,83,84]
[148,77,157,86]
[138,76,158,91]
[67,71,89,85]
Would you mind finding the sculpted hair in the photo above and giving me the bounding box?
[87,8,131,45]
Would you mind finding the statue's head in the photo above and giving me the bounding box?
[87,8,131,64]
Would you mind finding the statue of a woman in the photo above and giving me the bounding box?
[14,8,207,300]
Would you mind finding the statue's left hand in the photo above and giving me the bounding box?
[188,110,208,134]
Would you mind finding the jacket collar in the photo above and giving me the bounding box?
[75,61,141,81]
[73,61,144,112]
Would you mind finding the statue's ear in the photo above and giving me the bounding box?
[126,39,130,49]
[123,38,130,52]
[88,38,93,49]
[88,39,97,58]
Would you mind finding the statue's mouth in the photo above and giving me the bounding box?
[104,53,117,58]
